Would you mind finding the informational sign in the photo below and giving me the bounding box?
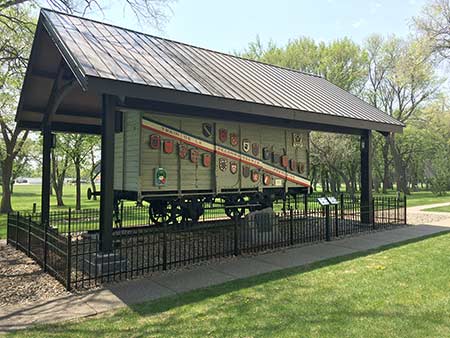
[327,196,339,205]
[317,197,330,206]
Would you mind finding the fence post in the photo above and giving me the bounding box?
[303,194,308,218]
[15,212,19,249]
[66,232,72,291]
[234,214,240,256]
[340,193,344,220]
[372,198,375,229]
[325,205,331,241]
[334,204,339,237]
[32,203,37,214]
[404,195,407,225]
[289,208,294,245]
[27,215,32,255]
[162,222,167,271]
[43,219,48,272]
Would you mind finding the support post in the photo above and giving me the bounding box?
[360,130,373,225]
[99,94,116,252]
[41,126,51,226]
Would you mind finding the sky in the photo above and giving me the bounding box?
[97,0,428,54]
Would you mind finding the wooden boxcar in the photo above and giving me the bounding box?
[113,110,311,224]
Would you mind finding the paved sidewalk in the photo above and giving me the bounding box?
[1,224,450,334]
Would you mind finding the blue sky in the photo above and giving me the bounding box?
[99,0,427,54]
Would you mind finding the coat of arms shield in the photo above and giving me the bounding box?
[242,139,250,152]
[219,128,228,143]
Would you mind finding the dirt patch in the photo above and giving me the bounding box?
[0,240,71,307]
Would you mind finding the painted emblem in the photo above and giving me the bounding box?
[163,140,174,154]
[230,162,238,174]
[242,139,250,153]
[219,128,228,143]
[272,153,281,164]
[178,143,188,159]
[298,162,306,174]
[230,133,239,147]
[263,174,271,186]
[252,143,259,156]
[190,149,199,164]
[202,123,213,138]
[150,135,160,149]
[262,147,271,160]
[219,158,228,171]
[202,153,211,167]
[251,170,259,182]
[155,167,167,186]
[280,155,289,168]
[292,133,305,147]
[242,166,250,178]
[289,159,297,171]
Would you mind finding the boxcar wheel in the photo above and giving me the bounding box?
[149,200,171,225]
[225,196,245,219]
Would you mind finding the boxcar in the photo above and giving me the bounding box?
[112,110,311,224]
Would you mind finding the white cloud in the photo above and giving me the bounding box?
[352,18,366,29]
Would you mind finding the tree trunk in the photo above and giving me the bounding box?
[0,158,13,213]
[387,134,410,194]
[75,160,81,210]
[51,151,65,207]
[90,176,97,200]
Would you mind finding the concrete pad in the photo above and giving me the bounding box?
[251,247,318,269]
[150,266,235,293]
[208,257,279,278]
[300,242,358,260]
[0,295,95,333]
[105,278,176,305]
[331,237,389,251]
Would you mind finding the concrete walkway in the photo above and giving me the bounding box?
[1,223,450,334]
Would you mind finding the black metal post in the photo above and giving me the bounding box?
[43,219,48,272]
[66,231,72,290]
[289,208,294,245]
[27,215,31,255]
[325,205,331,241]
[99,94,116,252]
[15,212,19,249]
[404,195,407,224]
[234,214,240,256]
[360,130,373,225]
[334,204,338,237]
[340,193,344,220]
[41,126,52,227]
[162,222,167,270]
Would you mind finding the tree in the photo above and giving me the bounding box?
[0,6,34,213]
[364,35,440,194]
[59,134,98,210]
[414,0,450,61]
[0,0,175,29]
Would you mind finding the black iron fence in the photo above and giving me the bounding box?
[7,194,406,290]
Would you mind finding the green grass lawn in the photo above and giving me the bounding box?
[0,184,99,238]
[1,186,450,239]
[9,232,450,338]
[423,205,450,213]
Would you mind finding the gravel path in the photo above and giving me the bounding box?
[0,240,71,307]
[406,202,450,226]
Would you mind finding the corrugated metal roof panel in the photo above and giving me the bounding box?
[42,9,404,128]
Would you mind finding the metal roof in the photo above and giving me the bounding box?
[16,9,404,134]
